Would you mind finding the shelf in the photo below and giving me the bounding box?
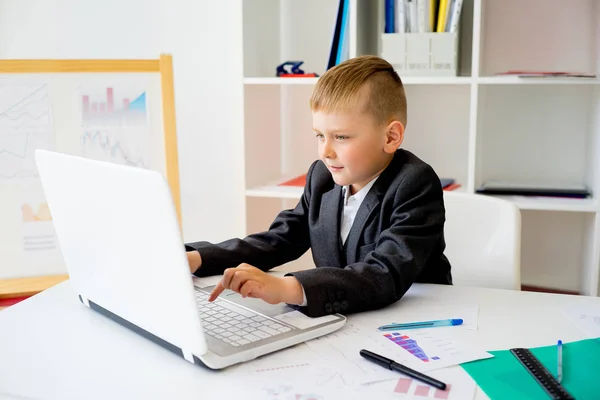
[247,180,467,199]
[244,77,319,85]
[477,76,600,85]
[246,184,303,199]
[401,76,473,85]
[239,0,600,298]
[245,76,600,86]
[486,195,599,212]
[244,76,473,85]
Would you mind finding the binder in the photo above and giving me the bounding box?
[385,0,396,33]
[327,0,346,69]
[447,0,463,32]
[395,0,406,33]
[436,0,449,32]
[328,0,350,69]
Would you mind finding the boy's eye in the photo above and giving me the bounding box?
[335,135,348,140]
[315,133,324,139]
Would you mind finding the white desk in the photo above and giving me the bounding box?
[0,281,598,400]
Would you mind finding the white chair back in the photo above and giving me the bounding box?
[442,191,521,290]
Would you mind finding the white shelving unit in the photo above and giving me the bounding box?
[241,0,600,295]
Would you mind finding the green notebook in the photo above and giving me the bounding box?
[461,338,600,400]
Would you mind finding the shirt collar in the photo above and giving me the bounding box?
[342,175,379,206]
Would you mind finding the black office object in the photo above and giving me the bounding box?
[510,348,575,400]
[327,0,346,70]
[359,349,447,390]
[475,181,590,199]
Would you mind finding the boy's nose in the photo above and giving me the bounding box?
[321,141,335,159]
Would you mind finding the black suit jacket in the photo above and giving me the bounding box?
[186,150,452,317]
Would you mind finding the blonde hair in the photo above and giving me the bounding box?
[310,55,407,127]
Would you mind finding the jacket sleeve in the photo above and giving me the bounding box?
[186,161,317,278]
[286,163,446,317]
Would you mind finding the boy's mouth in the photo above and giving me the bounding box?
[329,166,343,172]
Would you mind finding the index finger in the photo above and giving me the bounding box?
[208,281,225,302]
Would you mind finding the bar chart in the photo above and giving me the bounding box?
[394,378,451,399]
[81,87,147,126]
[383,332,441,362]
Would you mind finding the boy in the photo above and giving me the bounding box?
[185,55,451,318]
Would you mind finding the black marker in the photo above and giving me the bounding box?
[359,349,447,390]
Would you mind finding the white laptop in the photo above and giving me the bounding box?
[34,149,346,370]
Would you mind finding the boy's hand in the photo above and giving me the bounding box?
[186,251,202,274]
[208,263,303,305]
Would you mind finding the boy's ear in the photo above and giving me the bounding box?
[384,120,404,153]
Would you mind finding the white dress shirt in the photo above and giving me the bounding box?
[340,176,379,245]
[298,176,380,307]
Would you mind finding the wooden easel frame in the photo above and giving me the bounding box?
[0,54,181,301]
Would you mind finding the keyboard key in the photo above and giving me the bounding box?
[237,339,250,346]
[243,333,261,342]
[216,301,255,317]
[277,326,292,333]
[254,330,272,339]
[258,326,280,336]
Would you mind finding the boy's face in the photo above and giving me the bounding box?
[313,109,396,195]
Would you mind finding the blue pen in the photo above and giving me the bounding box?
[557,340,563,383]
[378,318,463,331]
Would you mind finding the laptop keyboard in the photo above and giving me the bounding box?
[195,289,293,347]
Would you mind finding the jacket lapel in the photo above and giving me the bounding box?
[320,185,344,266]
[345,151,405,264]
[344,188,381,264]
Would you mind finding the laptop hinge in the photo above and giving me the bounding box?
[182,349,194,363]
[78,294,90,308]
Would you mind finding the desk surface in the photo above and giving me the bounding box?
[1,280,599,400]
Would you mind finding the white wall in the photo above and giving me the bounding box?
[0,0,246,243]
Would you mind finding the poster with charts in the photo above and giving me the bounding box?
[0,73,166,279]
